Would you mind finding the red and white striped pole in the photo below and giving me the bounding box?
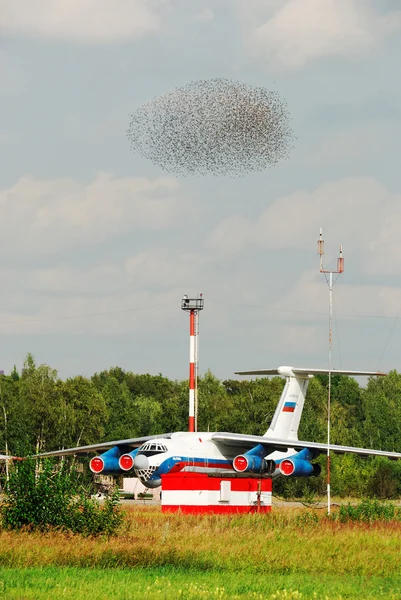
[182,295,204,433]
[189,309,196,432]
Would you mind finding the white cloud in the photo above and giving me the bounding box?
[244,0,401,69]
[0,173,183,260]
[0,56,22,96]
[207,176,401,276]
[0,286,179,335]
[0,246,229,335]
[0,0,163,43]
[125,250,202,289]
[253,177,388,253]
[280,323,322,353]
[2,170,401,379]
[194,8,214,22]
[0,260,186,336]
[305,123,396,165]
[272,268,401,369]
[281,269,401,320]
[24,264,123,295]
[206,214,254,258]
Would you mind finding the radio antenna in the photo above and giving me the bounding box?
[317,228,344,515]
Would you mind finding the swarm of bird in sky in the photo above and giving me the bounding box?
[126,78,294,177]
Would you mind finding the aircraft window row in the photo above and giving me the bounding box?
[139,442,167,453]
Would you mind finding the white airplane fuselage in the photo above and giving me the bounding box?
[123,431,295,488]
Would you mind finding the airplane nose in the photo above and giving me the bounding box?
[133,454,149,470]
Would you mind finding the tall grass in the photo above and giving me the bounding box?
[1,505,401,577]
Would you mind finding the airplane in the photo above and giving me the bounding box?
[34,366,401,489]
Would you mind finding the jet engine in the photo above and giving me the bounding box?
[119,448,139,472]
[233,454,276,475]
[89,447,125,475]
[279,458,321,477]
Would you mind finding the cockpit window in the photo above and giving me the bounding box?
[138,442,168,456]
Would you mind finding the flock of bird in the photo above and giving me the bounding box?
[127,78,294,177]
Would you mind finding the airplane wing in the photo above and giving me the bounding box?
[34,433,173,458]
[211,432,401,460]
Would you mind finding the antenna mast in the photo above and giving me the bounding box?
[317,228,344,515]
[181,295,204,432]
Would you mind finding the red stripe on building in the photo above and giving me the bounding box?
[162,505,271,514]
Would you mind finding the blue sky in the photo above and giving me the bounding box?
[1,0,401,380]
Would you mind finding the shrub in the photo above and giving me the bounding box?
[335,498,398,523]
[67,489,123,536]
[0,459,123,536]
[294,511,319,527]
[367,460,401,499]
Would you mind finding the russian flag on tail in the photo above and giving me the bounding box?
[283,401,296,413]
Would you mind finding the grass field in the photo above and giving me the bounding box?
[1,505,401,599]
[2,566,401,599]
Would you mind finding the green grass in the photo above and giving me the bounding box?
[1,567,401,600]
[2,506,401,598]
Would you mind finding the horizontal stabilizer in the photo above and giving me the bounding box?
[235,366,386,378]
[235,369,283,376]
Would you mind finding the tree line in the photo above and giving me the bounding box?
[1,354,401,498]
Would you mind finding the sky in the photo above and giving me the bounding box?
[1,0,401,381]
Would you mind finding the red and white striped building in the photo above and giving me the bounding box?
[161,473,272,514]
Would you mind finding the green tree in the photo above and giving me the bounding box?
[0,373,23,458]
[159,379,188,433]
[93,369,182,437]
[197,370,232,431]
[100,376,137,441]
[19,354,63,454]
[362,371,401,452]
[61,376,107,448]
[132,395,163,436]
[288,376,325,443]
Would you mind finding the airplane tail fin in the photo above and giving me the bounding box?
[235,367,385,441]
